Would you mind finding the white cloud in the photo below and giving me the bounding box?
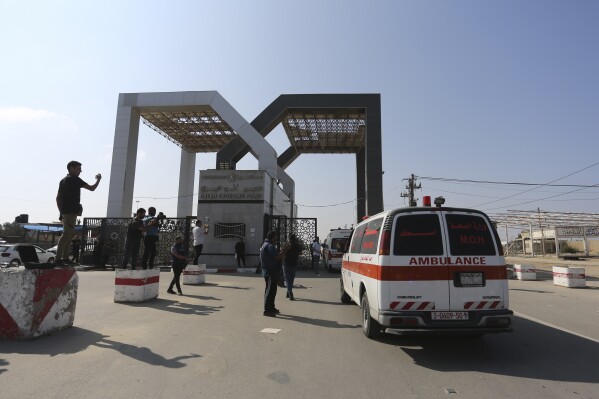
[0,107,57,122]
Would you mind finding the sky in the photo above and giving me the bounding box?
[1,0,598,241]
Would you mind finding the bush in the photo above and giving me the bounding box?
[561,244,578,254]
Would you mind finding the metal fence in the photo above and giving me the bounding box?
[266,215,317,269]
[81,216,196,268]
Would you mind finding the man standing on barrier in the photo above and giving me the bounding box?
[141,207,162,269]
[55,160,101,266]
[121,208,146,270]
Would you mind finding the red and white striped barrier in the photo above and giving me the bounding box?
[182,264,206,285]
[514,264,537,281]
[464,301,503,310]
[0,268,78,339]
[390,301,435,311]
[553,266,586,288]
[114,269,160,303]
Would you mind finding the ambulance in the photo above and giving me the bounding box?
[340,196,513,338]
[322,228,352,272]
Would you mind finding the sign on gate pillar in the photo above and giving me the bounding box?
[0,268,78,339]
[114,269,160,302]
[183,264,206,285]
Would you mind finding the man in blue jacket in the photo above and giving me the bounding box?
[260,231,288,317]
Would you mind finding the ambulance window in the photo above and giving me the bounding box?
[446,214,497,256]
[361,218,383,254]
[350,225,367,253]
[393,214,443,256]
[331,238,348,252]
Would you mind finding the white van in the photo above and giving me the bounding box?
[340,201,512,338]
[323,228,352,272]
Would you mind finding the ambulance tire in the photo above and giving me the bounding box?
[361,292,381,339]
[340,279,352,304]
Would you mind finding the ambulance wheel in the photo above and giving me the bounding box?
[47,257,55,263]
[340,279,352,304]
[10,259,20,267]
[361,292,381,338]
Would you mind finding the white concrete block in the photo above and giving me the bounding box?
[514,264,537,281]
[553,266,586,288]
[183,264,206,285]
[0,268,78,339]
[114,269,160,302]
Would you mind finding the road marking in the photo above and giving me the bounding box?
[261,328,281,334]
[514,311,599,344]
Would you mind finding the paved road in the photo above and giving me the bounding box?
[1,270,598,399]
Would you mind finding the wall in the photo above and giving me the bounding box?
[197,170,292,267]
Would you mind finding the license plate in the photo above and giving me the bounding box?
[431,312,469,321]
[459,272,483,286]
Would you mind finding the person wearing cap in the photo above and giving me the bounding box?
[55,160,101,266]
[121,208,147,270]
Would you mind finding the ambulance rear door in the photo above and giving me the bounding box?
[442,211,507,312]
[388,211,450,313]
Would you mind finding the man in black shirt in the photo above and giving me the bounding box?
[121,208,146,270]
[56,160,101,265]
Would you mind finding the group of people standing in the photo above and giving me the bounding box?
[56,160,324,313]
[260,231,319,317]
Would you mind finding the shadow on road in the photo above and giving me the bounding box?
[124,298,223,316]
[0,359,8,375]
[376,316,599,383]
[0,328,200,370]
[276,313,360,330]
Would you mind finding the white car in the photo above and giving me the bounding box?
[0,244,56,267]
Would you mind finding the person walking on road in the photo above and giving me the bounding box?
[311,237,322,276]
[234,238,246,267]
[283,234,302,301]
[55,160,101,266]
[168,236,187,295]
[260,231,288,317]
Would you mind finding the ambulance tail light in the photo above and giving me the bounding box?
[423,196,431,207]
[379,230,390,255]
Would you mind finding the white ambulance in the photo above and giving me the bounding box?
[322,228,352,272]
[340,197,513,338]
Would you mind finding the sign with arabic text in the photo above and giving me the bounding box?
[199,170,264,201]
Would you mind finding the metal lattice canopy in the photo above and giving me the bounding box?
[488,210,599,229]
[141,108,237,152]
[282,108,366,153]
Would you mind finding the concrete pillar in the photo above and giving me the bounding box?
[107,103,140,217]
[177,148,196,218]
[356,149,366,222]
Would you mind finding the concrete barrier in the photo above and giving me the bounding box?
[0,268,78,339]
[514,264,536,280]
[114,269,160,303]
[182,264,206,285]
[553,266,586,288]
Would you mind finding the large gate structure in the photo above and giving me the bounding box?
[265,215,317,268]
[81,217,196,268]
